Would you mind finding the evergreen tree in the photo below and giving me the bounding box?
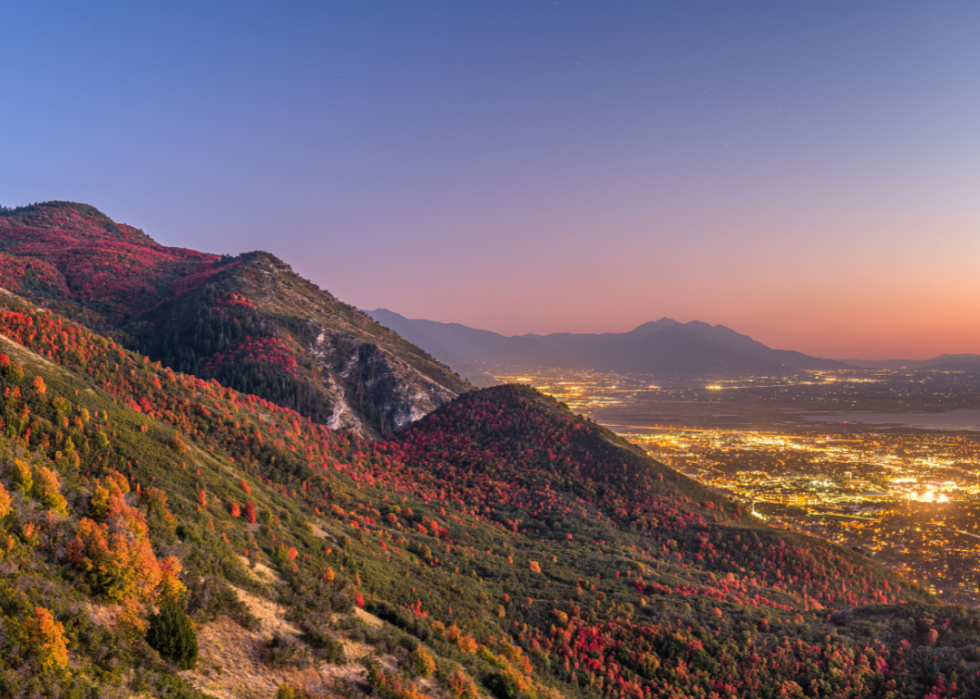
[146,603,198,670]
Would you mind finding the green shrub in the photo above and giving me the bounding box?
[146,603,199,670]
[266,634,312,669]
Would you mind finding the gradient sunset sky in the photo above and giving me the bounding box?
[3,1,978,359]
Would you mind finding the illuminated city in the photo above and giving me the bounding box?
[488,364,980,605]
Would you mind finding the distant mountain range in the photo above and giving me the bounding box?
[367,309,850,377]
[842,354,980,372]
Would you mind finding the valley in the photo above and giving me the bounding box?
[486,363,980,607]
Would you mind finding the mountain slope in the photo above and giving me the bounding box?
[0,287,976,699]
[369,308,570,367]
[0,202,471,436]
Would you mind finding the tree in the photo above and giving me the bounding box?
[21,607,69,673]
[11,458,32,492]
[90,481,112,518]
[32,466,68,515]
[146,602,198,670]
[0,481,11,518]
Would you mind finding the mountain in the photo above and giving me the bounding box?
[368,308,571,367]
[844,353,980,372]
[0,287,973,698]
[0,202,471,436]
[0,258,975,698]
[368,309,849,377]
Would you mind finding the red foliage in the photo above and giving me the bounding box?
[0,202,237,324]
[201,336,300,377]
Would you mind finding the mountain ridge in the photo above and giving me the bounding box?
[0,201,472,437]
[843,353,980,371]
[368,308,850,377]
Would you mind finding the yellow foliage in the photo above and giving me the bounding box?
[0,481,11,518]
[11,458,32,492]
[411,645,436,678]
[158,556,188,605]
[90,481,111,518]
[32,466,68,516]
[21,607,69,673]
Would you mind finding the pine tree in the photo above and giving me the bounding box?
[146,602,198,670]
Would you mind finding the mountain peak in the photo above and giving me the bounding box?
[628,317,679,336]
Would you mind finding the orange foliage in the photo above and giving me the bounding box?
[20,607,69,673]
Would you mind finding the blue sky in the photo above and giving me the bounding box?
[3,1,979,357]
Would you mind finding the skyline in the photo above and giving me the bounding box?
[3,2,979,359]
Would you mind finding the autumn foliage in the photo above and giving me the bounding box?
[20,607,70,673]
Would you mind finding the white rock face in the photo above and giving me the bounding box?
[309,324,458,437]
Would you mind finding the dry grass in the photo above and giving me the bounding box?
[233,586,301,639]
[181,616,343,699]
[237,555,285,586]
[180,585,381,699]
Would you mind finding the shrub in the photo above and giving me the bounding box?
[146,603,199,670]
[303,624,347,664]
[266,634,312,668]
[410,645,436,678]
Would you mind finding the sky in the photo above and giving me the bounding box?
[2,1,979,360]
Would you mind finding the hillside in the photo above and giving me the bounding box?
[368,310,849,378]
[0,202,471,436]
[0,287,977,699]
